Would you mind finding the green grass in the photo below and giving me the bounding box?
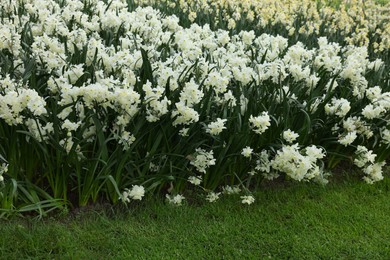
[1,175,390,259]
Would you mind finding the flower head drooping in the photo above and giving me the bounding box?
[249,112,271,135]
[206,192,221,203]
[190,148,216,174]
[283,129,299,143]
[121,185,145,202]
[325,98,351,117]
[166,194,185,206]
[222,185,241,195]
[117,131,136,151]
[241,195,255,205]
[188,175,202,186]
[206,118,227,136]
[353,146,385,184]
[179,128,189,137]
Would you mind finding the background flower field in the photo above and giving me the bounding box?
[0,0,389,216]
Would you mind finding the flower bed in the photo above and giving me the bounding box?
[0,0,389,214]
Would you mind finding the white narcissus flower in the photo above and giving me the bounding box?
[129,185,145,200]
[166,194,185,206]
[222,185,241,195]
[305,145,325,161]
[241,195,255,205]
[179,128,189,137]
[206,118,227,136]
[206,192,221,203]
[188,176,202,185]
[62,119,81,132]
[324,98,351,117]
[121,185,145,202]
[118,131,136,151]
[271,144,324,181]
[121,190,130,203]
[282,129,299,143]
[241,30,255,45]
[338,131,357,146]
[241,146,253,158]
[190,148,216,174]
[354,146,376,168]
[361,104,385,120]
[363,162,385,184]
[249,112,271,135]
[365,86,382,101]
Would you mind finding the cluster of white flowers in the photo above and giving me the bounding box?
[133,0,390,53]
[222,185,241,195]
[337,116,374,147]
[0,88,47,125]
[241,195,255,205]
[361,89,390,120]
[0,0,387,208]
[189,148,216,174]
[206,192,221,203]
[206,118,227,136]
[283,129,299,144]
[121,185,145,202]
[271,144,325,181]
[325,98,351,118]
[166,194,185,206]
[117,131,136,151]
[354,146,384,184]
[255,150,276,180]
[143,81,171,122]
[249,112,271,135]
[0,1,385,148]
[188,175,202,186]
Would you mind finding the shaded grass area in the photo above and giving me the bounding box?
[1,175,390,259]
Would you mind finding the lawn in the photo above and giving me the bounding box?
[1,174,389,259]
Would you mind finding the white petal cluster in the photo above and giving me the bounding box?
[188,176,202,186]
[282,130,299,144]
[354,146,384,184]
[143,81,171,122]
[189,148,216,174]
[249,112,271,135]
[206,192,221,203]
[271,144,325,181]
[241,195,255,205]
[121,185,145,202]
[0,89,47,125]
[166,194,185,206]
[206,118,227,136]
[241,147,253,158]
[222,185,241,195]
[325,98,351,118]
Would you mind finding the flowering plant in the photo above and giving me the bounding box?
[0,0,388,215]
